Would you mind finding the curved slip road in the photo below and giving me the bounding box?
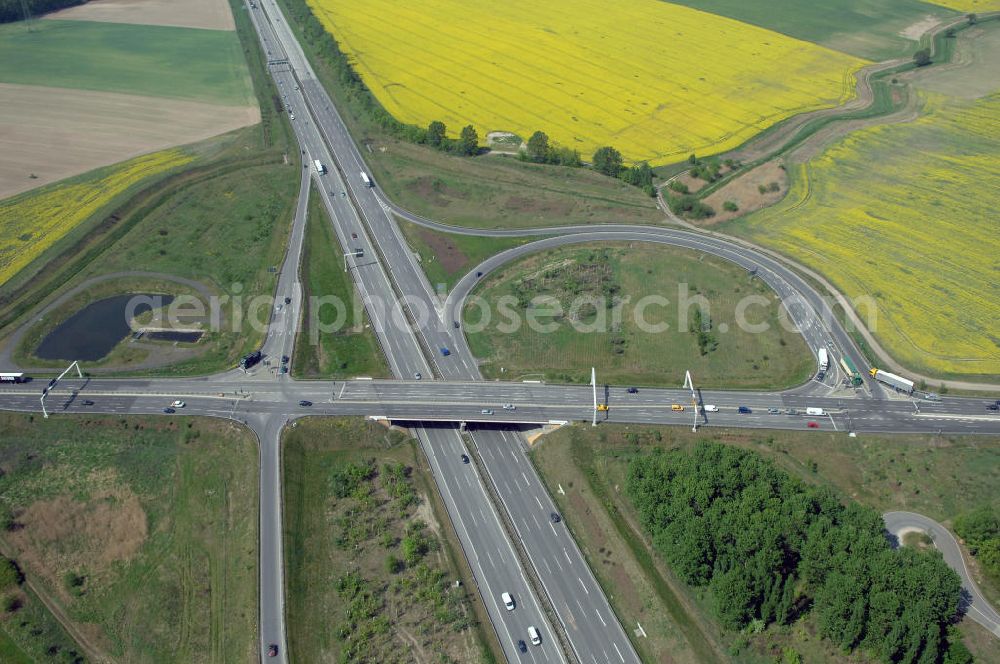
[884,511,1000,638]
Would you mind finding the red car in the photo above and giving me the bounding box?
[807,421,819,428]
[267,644,278,657]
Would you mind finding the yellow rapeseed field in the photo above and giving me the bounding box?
[925,0,1000,11]
[742,92,1000,378]
[307,0,866,164]
[0,150,193,286]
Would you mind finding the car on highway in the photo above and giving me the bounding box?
[502,403,515,411]
[440,347,451,356]
[414,372,422,380]
[671,404,684,411]
[738,406,752,414]
[481,409,493,415]
[279,366,288,374]
[502,592,515,610]
[787,408,799,415]
[767,407,780,415]
[528,626,541,646]
[281,355,289,364]
[81,400,94,406]
[517,640,527,653]
[267,644,278,657]
[453,320,460,329]
[703,404,719,412]
[163,407,175,414]
[351,232,358,239]
[284,296,291,304]
[298,400,312,407]
[171,400,185,408]
[550,512,561,523]
[807,421,820,428]
[461,454,470,464]
[988,403,999,411]
[626,387,638,394]
[289,113,295,120]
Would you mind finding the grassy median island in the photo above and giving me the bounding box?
[282,418,500,664]
[530,425,1000,663]
[462,243,814,388]
[0,412,259,662]
[292,189,388,378]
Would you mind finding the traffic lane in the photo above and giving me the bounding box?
[417,425,566,663]
[884,512,1000,637]
[478,429,640,664]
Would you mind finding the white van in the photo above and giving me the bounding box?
[703,405,719,412]
[806,407,825,416]
[527,626,541,646]
[501,592,514,611]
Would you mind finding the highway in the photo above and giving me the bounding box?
[1,0,997,661]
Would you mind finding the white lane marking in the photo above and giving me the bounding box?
[595,609,606,626]
[534,495,543,509]
[563,548,573,565]
[613,642,625,662]
[577,577,589,595]
[486,551,496,569]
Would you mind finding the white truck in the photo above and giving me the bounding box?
[806,407,826,416]
[360,171,372,187]
[870,368,914,394]
[313,159,325,174]
[818,347,829,372]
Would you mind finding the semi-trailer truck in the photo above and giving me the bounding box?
[870,368,914,394]
[818,347,829,371]
[313,159,325,174]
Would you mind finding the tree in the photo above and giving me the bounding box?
[913,48,932,67]
[592,146,623,177]
[457,124,479,156]
[967,13,977,25]
[426,120,446,147]
[526,131,550,162]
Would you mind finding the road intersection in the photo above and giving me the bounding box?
[1,0,999,661]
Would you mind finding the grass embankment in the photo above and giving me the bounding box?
[282,418,500,663]
[1,0,301,376]
[531,425,1000,663]
[275,0,664,230]
[396,219,528,291]
[0,412,259,662]
[292,189,388,378]
[0,19,254,106]
[463,243,814,388]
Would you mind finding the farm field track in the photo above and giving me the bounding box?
[0,83,259,199]
[737,88,1000,379]
[0,149,194,288]
[0,19,254,106]
[0,412,258,662]
[46,0,236,31]
[307,0,865,165]
[666,0,958,60]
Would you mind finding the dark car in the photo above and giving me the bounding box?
[163,407,175,414]
[281,355,290,364]
[461,454,470,464]
[81,400,94,406]
[284,296,291,304]
[267,644,278,657]
[453,320,460,329]
[298,400,312,407]
[280,366,288,374]
[626,387,638,394]
[550,512,561,523]
[517,640,527,653]
[988,403,1000,411]
[440,347,451,356]
[738,406,752,414]
[351,232,358,239]
[476,271,483,278]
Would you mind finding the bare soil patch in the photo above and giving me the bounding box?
[414,225,469,275]
[0,83,259,199]
[502,195,574,217]
[46,0,235,31]
[899,15,944,41]
[697,160,788,225]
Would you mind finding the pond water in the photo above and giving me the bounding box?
[35,294,174,361]
[145,330,203,343]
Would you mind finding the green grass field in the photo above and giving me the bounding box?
[463,243,814,388]
[397,218,528,291]
[282,418,499,663]
[664,0,955,60]
[531,425,1000,663]
[0,412,258,662]
[292,189,388,378]
[0,19,254,106]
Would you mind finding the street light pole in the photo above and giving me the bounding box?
[591,367,597,427]
[683,370,698,432]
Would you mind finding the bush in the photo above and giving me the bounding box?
[723,201,739,212]
[668,180,689,194]
[0,558,23,590]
